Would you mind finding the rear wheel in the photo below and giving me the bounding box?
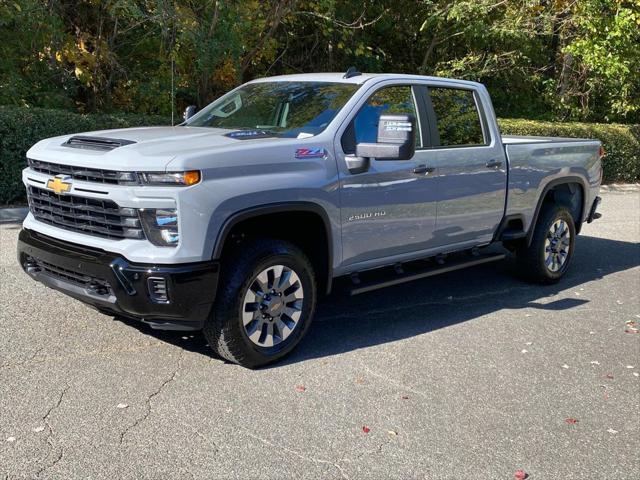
[204,238,316,368]
[516,204,576,284]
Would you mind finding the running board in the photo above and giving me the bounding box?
[349,253,506,296]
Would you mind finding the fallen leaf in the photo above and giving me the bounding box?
[362,426,370,434]
[514,469,528,479]
[627,365,635,369]
[633,372,639,377]
[355,377,365,384]
[590,361,600,366]
[562,364,570,369]
[607,428,618,434]
[401,395,409,400]
[589,331,595,335]
[295,385,306,393]
[616,300,623,305]
[6,436,16,442]
[387,430,398,436]
[33,426,45,433]
[116,403,128,409]
[521,349,528,354]
[565,418,579,425]
[525,342,533,346]
[604,374,614,379]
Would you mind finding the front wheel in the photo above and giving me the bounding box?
[203,238,317,368]
[516,204,576,284]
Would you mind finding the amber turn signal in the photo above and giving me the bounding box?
[183,170,201,186]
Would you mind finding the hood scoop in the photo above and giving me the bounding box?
[63,136,136,151]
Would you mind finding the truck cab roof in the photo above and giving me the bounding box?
[248,72,483,88]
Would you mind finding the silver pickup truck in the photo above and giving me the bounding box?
[17,70,603,367]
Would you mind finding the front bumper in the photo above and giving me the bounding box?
[17,228,219,330]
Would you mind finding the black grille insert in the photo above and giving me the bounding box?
[27,186,144,240]
[24,255,113,297]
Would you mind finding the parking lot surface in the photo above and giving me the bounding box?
[1,190,639,479]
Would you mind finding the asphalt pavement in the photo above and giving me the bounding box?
[1,190,638,479]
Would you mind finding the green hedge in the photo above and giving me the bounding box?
[498,118,640,184]
[1,107,638,205]
[0,106,171,205]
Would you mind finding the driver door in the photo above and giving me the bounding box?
[336,84,438,268]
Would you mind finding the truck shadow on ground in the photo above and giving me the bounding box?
[116,235,640,365]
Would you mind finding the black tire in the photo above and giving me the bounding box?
[516,204,576,284]
[203,238,317,368]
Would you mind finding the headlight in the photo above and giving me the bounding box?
[140,208,179,247]
[115,171,201,186]
[139,171,201,186]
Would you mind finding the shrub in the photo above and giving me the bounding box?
[0,106,171,205]
[498,118,640,183]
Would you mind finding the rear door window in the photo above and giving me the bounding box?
[428,87,485,147]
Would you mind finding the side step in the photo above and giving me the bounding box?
[349,253,506,296]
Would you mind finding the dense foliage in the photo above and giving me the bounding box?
[1,0,638,123]
[1,106,637,205]
[0,106,169,204]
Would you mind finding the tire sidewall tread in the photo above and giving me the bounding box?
[517,204,576,284]
[204,238,316,368]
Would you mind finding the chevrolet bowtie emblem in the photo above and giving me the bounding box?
[46,175,72,195]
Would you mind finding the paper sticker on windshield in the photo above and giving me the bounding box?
[295,148,327,159]
[225,130,275,140]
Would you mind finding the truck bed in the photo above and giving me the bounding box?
[501,135,601,235]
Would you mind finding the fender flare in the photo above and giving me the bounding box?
[212,202,334,294]
[526,176,588,246]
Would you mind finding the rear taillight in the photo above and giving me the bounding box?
[598,145,606,159]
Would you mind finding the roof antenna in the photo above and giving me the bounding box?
[343,66,361,79]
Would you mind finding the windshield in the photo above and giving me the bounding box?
[185,81,359,137]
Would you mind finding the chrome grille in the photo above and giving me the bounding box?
[28,158,123,184]
[27,186,144,240]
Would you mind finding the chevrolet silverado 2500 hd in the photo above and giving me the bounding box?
[17,71,603,367]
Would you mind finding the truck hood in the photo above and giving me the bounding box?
[26,126,283,171]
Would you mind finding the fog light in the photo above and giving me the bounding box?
[140,208,179,247]
[148,277,170,303]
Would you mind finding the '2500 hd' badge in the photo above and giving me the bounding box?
[46,174,72,195]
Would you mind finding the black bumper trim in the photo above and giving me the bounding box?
[17,228,219,330]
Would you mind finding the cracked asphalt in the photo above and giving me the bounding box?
[1,190,639,479]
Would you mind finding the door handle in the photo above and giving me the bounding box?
[485,159,503,169]
[413,165,435,175]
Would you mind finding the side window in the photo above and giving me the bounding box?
[428,88,485,147]
[341,86,421,154]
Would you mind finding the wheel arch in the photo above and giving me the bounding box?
[526,176,588,246]
[212,202,334,295]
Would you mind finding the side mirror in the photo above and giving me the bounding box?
[183,105,197,121]
[355,114,416,161]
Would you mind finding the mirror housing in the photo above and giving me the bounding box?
[183,105,197,121]
[355,114,416,161]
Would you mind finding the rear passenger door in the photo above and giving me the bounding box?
[425,85,507,246]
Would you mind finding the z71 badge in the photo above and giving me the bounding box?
[295,148,327,159]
